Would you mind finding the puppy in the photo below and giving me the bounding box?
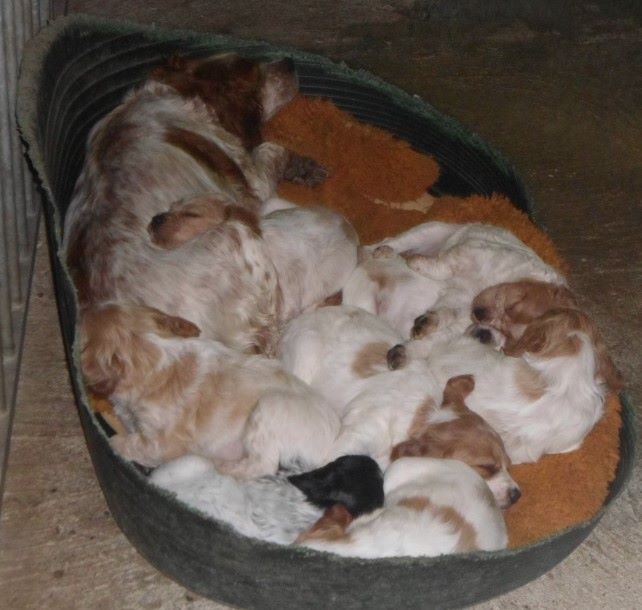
[150,454,383,544]
[149,196,359,323]
[343,221,565,338]
[63,54,304,353]
[79,303,340,476]
[298,457,508,558]
[391,375,520,509]
[388,309,622,463]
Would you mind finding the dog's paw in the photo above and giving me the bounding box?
[283,153,329,186]
[411,311,439,339]
[402,253,429,273]
[387,344,407,370]
[372,245,395,259]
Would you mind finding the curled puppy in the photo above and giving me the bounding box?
[150,454,383,544]
[149,196,359,322]
[387,309,622,463]
[298,457,508,558]
[79,303,340,476]
[391,375,520,509]
[343,222,565,339]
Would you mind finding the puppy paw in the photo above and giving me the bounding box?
[403,253,429,273]
[411,311,439,339]
[387,344,407,370]
[283,153,329,186]
[372,245,395,259]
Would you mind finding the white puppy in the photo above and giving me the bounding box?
[343,221,565,338]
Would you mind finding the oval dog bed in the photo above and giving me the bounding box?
[17,15,636,609]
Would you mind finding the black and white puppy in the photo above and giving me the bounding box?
[150,454,383,544]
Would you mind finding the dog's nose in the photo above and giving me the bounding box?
[508,487,522,505]
[472,327,493,344]
[150,213,167,230]
[472,307,488,322]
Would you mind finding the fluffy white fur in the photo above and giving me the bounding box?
[300,458,507,558]
[150,455,321,544]
[343,221,565,338]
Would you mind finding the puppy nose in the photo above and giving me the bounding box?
[150,213,167,230]
[472,327,493,344]
[508,487,522,505]
[472,307,487,322]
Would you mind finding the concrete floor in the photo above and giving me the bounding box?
[1,2,641,608]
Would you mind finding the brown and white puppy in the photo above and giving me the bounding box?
[388,308,622,464]
[390,375,520,509]
[79,303,340,476]
[149,195,359,323]
[63,53,304,354]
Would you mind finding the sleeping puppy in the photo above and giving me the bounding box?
[79,303,340,477]
[298,457,508,558]
[343,221,565,339]
[149,195,359,323]
[63,53,312,354]
[391,375,520,509]
[150,454,383,545]
[388,309,622,464]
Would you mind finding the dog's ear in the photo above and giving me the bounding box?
[152,311,201,338]
[391,438,427,461]
[442,375,475,406]
[295,504,353,544]
[504,320,548,357]
[81,347,125,398]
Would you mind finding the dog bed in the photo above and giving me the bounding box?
[17,15,636,609]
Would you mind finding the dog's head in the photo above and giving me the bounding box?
[391,375,521,509]
[288,455,384,517]
[79,303,201,398]
[152,53,298,149]
[149,196,262,249]
[503,308,623,393]
[471,280,578,346]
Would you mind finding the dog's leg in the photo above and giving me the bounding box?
[402,253,453,281]
[110,432,187,467]
[250,142,290,200]
[367,222,458,258]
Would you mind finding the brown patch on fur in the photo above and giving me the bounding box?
[154,55,264,150]
[351,341,390,378]
[165,127,250,191]
[504,308,623,393]
[391,376,510,482]
[323,291,343,306]
[296,504,354,543]
[514,361,546,401]
[224,205,262,236]
[399,496,478,552]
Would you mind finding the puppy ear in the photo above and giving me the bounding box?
[442,375,475,405]
[153,312,201,338]
[504,321,548,357]
[81,349,124,398]
[295,505,353,544]
[391,438,426,461]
